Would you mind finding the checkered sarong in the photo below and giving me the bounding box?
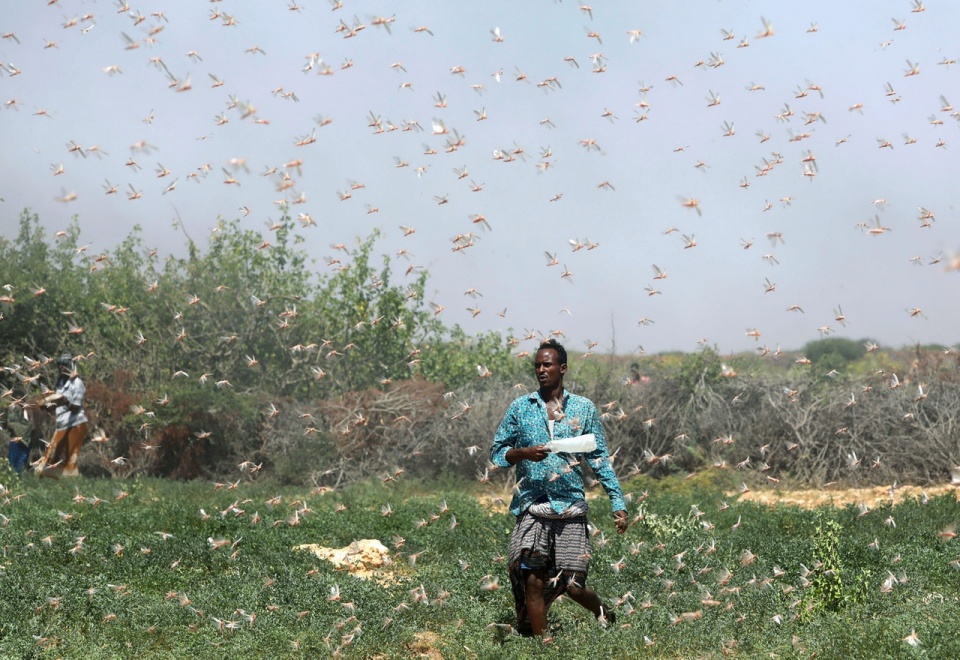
[507,508,590,629]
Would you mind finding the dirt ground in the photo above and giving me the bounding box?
[735,484,960,509]
[477,483,960,512]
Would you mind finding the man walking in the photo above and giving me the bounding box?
[491,339,628,637]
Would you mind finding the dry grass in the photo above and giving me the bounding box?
[404,631,444,660]
[476,469,960,512]
[736,484,960,509]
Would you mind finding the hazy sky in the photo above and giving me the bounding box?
[1,0,958,356]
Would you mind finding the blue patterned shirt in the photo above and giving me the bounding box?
[491,389,626,516]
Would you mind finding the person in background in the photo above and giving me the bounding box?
[36,354,88,479]
[490,338,628,638]
[3,402,34,475]
[626,362,650,385]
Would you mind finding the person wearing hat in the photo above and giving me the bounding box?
[36,354,88,478]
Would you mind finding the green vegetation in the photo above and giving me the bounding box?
[3,211,960,493]
[4,210,960,655]
[1,472,959,657]
[2,207,960,660]
[2,210,960,492]
[0,210,525,484]
[0,211,520,399]
[803,337,867,366]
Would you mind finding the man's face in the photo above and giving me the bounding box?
[534,348,566,390]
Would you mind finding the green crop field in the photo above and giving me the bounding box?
[2,469,959,659]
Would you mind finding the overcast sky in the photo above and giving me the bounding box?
[1,0,958,356]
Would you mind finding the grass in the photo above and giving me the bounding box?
[1,466,959,658]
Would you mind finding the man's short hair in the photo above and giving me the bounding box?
[538,338,567,365]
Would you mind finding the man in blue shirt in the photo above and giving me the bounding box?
[491,339,628,637]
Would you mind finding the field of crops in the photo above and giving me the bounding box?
[2,468,960,658]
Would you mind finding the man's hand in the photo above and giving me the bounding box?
[43,394,63,410]
[613,510,629,534]
[506,445,551,465]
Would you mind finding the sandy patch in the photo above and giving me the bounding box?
[294,539,393,581]
[405,631,444,659]
[479,480,960,512]
[476,493,510,512]
[735,484,960,509]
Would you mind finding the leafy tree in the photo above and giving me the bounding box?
[0,210,518,480]
[677,346,725,395]
[803,337,866,365]
[0,211,89,359]
[418,326,525,390]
